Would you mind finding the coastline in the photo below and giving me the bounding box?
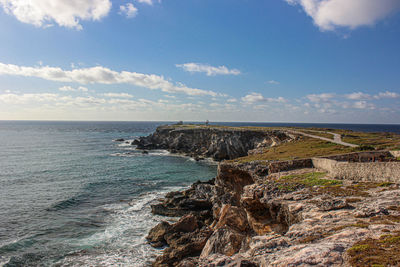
[140,124,400,266]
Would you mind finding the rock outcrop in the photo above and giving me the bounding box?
[143,125,400,266]
[148,160,400,266]
[133,125,292,161]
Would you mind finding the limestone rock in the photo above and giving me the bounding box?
[146,221,171,248]
[200,227,247,258]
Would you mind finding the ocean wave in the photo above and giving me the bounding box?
[116,140,135,147]
[56,186,185,267]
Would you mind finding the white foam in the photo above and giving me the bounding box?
[57,186,186,266]
[117,140,135,147]
[0,257,11,267]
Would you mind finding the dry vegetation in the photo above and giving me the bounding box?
[347,232,400,267]
[232,136,354,163]
[300,127,400,150]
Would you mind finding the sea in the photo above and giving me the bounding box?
[0,121,399,267]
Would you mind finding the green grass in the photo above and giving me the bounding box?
[274,172,342,192]
[348,244,370,252]
[279,172,342,187]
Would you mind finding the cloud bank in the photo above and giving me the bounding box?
[285,0,400,31]
[0,0,112,30]
[176,63,241,76]
[0,62,218,96]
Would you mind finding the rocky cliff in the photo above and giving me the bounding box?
[148,163,400,266]
[143,126,400,266]
[133,125,292,161]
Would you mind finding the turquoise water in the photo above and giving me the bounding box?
[0,121,217,266]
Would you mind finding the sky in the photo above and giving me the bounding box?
[0,0,399,123]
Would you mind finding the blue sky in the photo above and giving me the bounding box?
[0,0,399,123]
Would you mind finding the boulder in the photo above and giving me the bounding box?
[146,221,171,248]
[200,227,246,258]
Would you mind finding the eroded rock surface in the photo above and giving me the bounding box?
[148,161,400,266]
[133,125,292,161]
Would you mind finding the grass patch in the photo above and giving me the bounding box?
[378,182,394,187]
[300,130,334,139]
[338,130,400,150]
[232,136,354,163]
[347,233,400,267]
[348,244,370,252]
[279,172,342,187]
[313,183,375,198]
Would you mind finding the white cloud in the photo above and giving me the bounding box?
[176,63,241,76]
[119,3,138,18]
[285,0,400,31]
[306,93,335,103]
[0,62,217,97]
[345,91,400,100]
[241,93,286,104]
[353,100,376,109]
[103,93,134,98]
[227,98,237,103]
[345,92,372,100]
[59,86,88,92]
[375,91,400,99]
[137,0,153,5]
[164,95,176,99]
[267,80,280,85]
[0,93,59,104]
[0,0,112,30]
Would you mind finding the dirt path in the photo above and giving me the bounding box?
[288,130,359,148]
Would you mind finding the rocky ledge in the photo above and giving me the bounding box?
[133,125,293,161]
[147,162,400,266]
[141,125,400,266]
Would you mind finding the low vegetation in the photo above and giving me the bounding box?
[233,136,354,163]
[279,172,341,187]
[326,129,400,150]
[347,232,400,267]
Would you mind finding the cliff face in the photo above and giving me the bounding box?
[143,126,400,266]
[133,125,291,161]
[148,162,400,267]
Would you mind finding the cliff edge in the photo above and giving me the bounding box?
[133,125,293,161]
[141,125,400,267]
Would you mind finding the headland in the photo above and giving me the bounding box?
[135,124,400,266]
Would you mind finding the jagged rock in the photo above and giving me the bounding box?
[200,227,247,258]
[147,221,171,248]
[214,204,251,233]
[316,197,349,211]
[170,214,198,233]
[133,125,292,161]
[144,132,400,267]
[151,180,215,218]
[154,226,213,266]
[114,138,125,142]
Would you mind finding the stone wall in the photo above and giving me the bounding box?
[321,151,392,162]
[268,159,313,174]
[312,157,400,183]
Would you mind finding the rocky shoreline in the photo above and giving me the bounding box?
[133,125,293,161]
[139,125,400,266]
